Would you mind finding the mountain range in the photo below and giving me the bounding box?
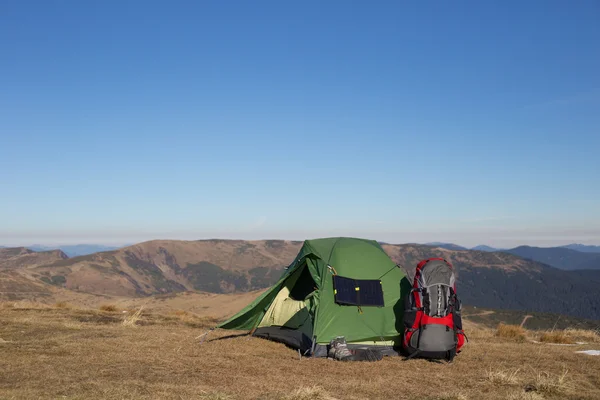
[502,245,600,270]
[561,243,600,253]
[2,239,600,320]
[26,244,122,257]
[422,242,600,256]
[421,243,600,270]
[471,245,505,252]
[426,243,506,252]
[6,242,598,258]
[424,242,469,251]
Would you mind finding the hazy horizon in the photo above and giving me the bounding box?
[2,229,599,249]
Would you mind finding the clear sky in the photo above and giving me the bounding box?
[1,1,599,248]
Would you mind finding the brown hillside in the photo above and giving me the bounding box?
[0,248,71,302]
[0,271,53,301]
[0,247,36,261]
[0,247,68,270]
[28,240,303,297]
[4,240,600,320]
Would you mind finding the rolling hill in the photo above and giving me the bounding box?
[503,245,600,270]
[0,248,70,301]
[0,247,69,270]
[21,240,303,297]
[2,240,600,320]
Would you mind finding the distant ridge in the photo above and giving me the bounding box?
[471,245,503,252]
[503,245,600,270]
[27,244,122,257]
[425,242,468,251]
[562,243,600,253]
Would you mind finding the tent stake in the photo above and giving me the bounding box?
[196,328,214,344]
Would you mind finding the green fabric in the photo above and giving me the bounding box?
[217,237,410,346]
[257,267,313,336]
[216,280,284,330]
[312,238,411,343]
[216,246,318,330]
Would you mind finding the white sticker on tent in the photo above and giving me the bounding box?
[575,350,600,356]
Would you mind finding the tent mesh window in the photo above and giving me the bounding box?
[333,275,384,307]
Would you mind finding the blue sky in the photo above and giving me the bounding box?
[1,1,599,247]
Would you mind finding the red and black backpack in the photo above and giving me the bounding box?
[403,258,466,361]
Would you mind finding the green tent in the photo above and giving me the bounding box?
[218,237,411,357]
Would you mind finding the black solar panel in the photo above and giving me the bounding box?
[357,279,385,306]
[332,276,358,305]
[333,275,384,307]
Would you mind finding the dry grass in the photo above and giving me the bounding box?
[1,307,599,400]
[54,301,74,309]
[466,323,495,340]
[564,328,600,343]
[99,304,119,312]
[496,323,527,342]
[115,290,268,320]
[122,306,144,327]
[199,391,234,400]
[169,309,220,328]
[531,369,570,395]
[506,392,544,400]
[3,300,52,309]
[63,321,83,330]
[426,394,468,400]
[537,328,600,344]
[283,386,338,400]
[486,367,521,385]
[539,330,574,344]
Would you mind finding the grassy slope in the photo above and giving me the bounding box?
[1,304,599,400]
[462,306,600,331]
[0,247,68,270]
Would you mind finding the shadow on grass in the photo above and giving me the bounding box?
[207,332,249,342]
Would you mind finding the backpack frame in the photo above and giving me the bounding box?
[403,258,466,361]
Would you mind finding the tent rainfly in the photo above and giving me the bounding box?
[217,237,411,357]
